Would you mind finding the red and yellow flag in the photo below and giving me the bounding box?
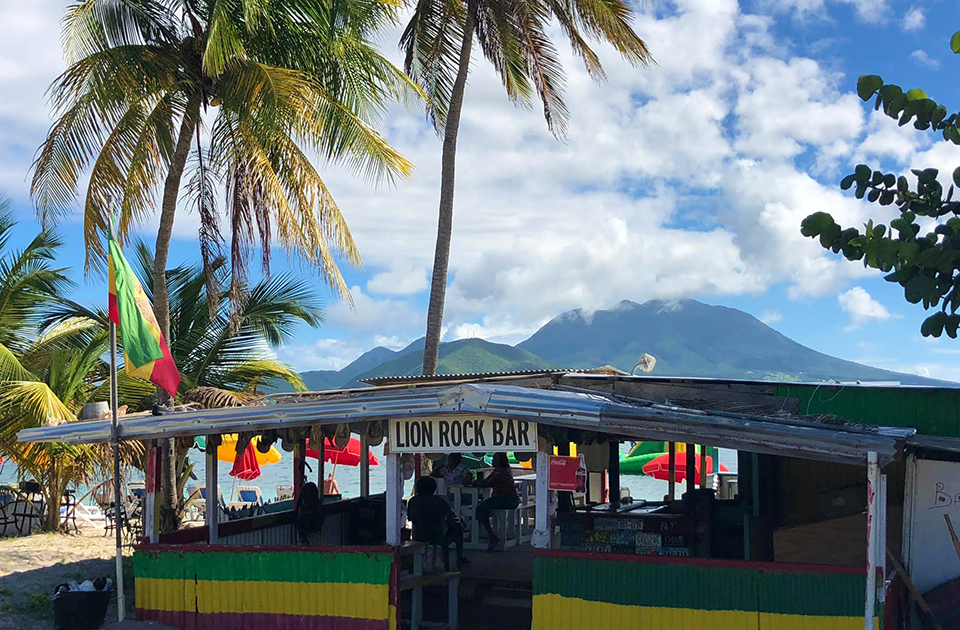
[108,235,181,398]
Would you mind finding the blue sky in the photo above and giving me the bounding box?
[2,0,960,380]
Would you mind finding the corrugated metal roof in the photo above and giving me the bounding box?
[16,382,913,466]
[361,369,569,386]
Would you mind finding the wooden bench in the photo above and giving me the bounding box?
[400,541,460,629]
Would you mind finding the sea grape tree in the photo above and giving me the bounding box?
[801,30,960,339]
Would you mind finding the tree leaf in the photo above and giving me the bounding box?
[800,212,836,237]
[951,30,960,54]
[840,174,856,190]
[857,75,884,101]
[907,88,928,102]
[854,164,872,183]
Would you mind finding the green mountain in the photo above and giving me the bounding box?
[517,298,951,385]
[342,338,555,388]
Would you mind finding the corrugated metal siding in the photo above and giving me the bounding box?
[533,552,868,630]
[135,546,396,630]
[778,384,960,437]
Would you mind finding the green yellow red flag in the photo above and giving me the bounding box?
[107,235,180,397]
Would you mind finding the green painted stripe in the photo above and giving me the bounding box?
[535,557,865,617]
[757,570,865,617]
[134,549,393,585]
[535,556,758,612]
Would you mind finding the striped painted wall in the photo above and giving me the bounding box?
[134,545,398,630]
[533,550,875,630]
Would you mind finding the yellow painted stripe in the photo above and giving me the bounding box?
[389,604,397,630]
[533,594,869,630]
[137,578,389,620]
[760,613,878,630]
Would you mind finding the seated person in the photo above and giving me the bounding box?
[431,453,474,486]
[323,472,340,497]
[407,477,469,569]
[475,453,519,551]
[295,482,325,544]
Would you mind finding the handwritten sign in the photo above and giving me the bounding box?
[908,458,960,592]
[389,417,537,453]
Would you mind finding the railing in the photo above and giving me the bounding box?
[134,544,398,630]
[533,549,872,630]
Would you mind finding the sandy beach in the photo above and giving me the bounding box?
[0,530,134,630]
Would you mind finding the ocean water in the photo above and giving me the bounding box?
[0,445,738,505]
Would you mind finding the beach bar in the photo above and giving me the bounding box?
[18,372,958,629]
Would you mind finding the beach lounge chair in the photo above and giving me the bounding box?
[234,486,263,508]
[189,484,227,521]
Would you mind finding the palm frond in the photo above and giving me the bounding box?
[61,0,181,64]
[185,385,252,408]
[400,0,466,130]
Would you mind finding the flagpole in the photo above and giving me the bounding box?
[108,210,125,622]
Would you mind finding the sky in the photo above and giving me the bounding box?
[1,0,960,381]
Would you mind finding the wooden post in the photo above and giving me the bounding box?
[699,445,707,488]
[144,441,158,543]
[318,437,325,504]
[532,436,552,548]
[865,451,879,630]
[608,439,620,510]
[386,447,402,546]
[360,432,370,498]
[685,444,695,495]
[206,436,219,545]
[294,440,305,504]
[667,442,676,501]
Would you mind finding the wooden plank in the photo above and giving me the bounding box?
[400,571,461,592]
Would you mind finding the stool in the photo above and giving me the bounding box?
[490,510,519,550]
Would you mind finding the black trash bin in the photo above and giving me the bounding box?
[52,584,111,630]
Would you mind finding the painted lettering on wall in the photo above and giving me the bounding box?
[931,481,960,509]
[390,417,538,453]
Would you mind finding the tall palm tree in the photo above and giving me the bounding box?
[32,0,421,522]
[32,0,420,354]
[401,0,652,374]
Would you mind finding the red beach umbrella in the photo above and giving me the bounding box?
[306,436,378,467]
[641,453,728,483]
[229,441,262,481]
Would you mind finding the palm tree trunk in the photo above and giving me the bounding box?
[421,0,477,376]
[156,95,200,532]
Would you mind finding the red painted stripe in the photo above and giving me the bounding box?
[136,543,395,555]
[139,609,389,630]
[533,548,867,575]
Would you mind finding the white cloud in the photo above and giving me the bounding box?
[764,0,888,23]
[760,311,783,324]
[366,263,429,296]
[910,50,939,69]
[326,286,423,333]
[838,287,897,330]
[277,338,368,371]
[855,109,926,165]
[903,7,925,31]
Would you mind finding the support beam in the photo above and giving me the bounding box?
[533,436,552,548]
[206,436,219,545]
[144,441,158,543]
[865,451,879,630]
[608,438,620,510]
[386,449,402,546]
[318,437,325,504]
[294,440,305,503]
[360,432,370,498]
[557,440,572,512]
[667,442,676,501]
[685,444,695,495]
[699,445,707,488]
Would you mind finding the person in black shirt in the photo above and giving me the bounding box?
[407,477,469,569]
[296,482,324,544]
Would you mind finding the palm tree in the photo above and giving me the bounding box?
[0,195,111,531]
[49,241,320,410]
[32,0,421,523]
[401,0,652,374]
[32,0,420,353]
